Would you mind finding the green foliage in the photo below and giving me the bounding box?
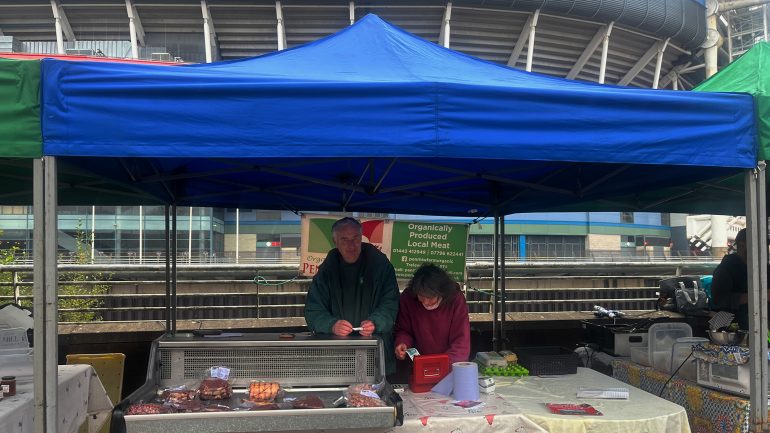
[0,222,112,322]
[0,244,27,308]
[58,221,111,322]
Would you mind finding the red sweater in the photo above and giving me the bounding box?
[393,288,471,364]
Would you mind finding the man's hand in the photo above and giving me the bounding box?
[359,320,375,337]
[395,343,407,360]
[332,320,353,336]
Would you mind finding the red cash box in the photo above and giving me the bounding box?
[409,353,451,393]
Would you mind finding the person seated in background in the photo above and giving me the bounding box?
[303,217,400,374]
[711,228,770,330]
[394,263,470,364]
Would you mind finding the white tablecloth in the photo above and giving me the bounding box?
[0,364,114,433]
[495,367,691,433]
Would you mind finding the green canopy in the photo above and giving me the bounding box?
[696,42,770,161]
[0,58,42,158]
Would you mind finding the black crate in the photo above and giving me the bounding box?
[515,346,579,375]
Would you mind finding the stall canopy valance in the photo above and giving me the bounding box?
[0,59,41,158]
[549,42,770,215]
[39,14,757,216]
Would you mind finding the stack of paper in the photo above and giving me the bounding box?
[576,387,629,399]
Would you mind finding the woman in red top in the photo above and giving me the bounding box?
[393,263,471,364]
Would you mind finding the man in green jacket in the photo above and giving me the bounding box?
[304,217,400,374]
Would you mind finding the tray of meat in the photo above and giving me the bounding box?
[198,377,232,400]
[126,403,176,415]
[292,394,325,409]
[160,388,197,404]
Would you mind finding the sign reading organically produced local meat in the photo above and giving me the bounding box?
[299,214,467,280]
[390,221,468,281]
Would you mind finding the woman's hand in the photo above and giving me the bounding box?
[395,343,407,360]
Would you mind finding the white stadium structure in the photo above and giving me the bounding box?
[1,0,768,88]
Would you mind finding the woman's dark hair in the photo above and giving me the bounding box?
[407,263,459,304]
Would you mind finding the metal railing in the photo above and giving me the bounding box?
[0,263,706,325]
[3,249,716,265]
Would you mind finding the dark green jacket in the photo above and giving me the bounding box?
[304,243,399,374]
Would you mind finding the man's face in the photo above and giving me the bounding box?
[333,224,362,264]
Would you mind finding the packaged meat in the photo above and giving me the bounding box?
[240,400,280,411]
[347,383,379,394]
[347,392,386,407]
[126,403,176,415]
[169,400,204,412]
[248,381,282,402]
[198,377,232,400]
[160,388,197,403]
[292,394,325,409]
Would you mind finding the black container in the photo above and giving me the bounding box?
[515,346,579,376]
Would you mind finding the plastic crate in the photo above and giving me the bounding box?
[515,346,579,376]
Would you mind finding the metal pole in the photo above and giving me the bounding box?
[492,213,499,351]
[188,207,193,264]
[139,205,143,263]
[705,0,721,78]
[126,0,139,59]
[499,214,507,348]
[172,205,178,333]
[50,1,65,55]
[12,271,19,305]
[91,205,95,263]
[441,2,452,48]
[349,1,355,25]
[652,38,669,89]
[276,1,286,51]
[526,10,540,72]
[201,0,213,63]
[599,22,613,84]
[164,205,171,333]
[33,156,58,433]
[745,163,768,432]
[235,208,240,264]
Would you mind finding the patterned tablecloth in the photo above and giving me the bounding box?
[0,364,113,433]
[612,358,754,433]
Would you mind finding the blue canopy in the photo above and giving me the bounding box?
[39,14,757,215]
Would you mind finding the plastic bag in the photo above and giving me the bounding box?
[160,386,197,403]
[344,382,386,407]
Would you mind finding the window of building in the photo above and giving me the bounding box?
[466,235,519,258]
[620,212,634,224]
[526,235,585,258]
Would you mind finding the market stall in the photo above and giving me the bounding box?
[24,13,763,433]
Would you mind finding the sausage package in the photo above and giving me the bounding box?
[344,382,386,407]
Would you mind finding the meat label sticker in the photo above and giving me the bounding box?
[210,366,231,380]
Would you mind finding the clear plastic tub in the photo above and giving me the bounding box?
[670,337,708,380]
[648,323,692,373]
[630,346,651,366]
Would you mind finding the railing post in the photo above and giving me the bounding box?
[12,271,19,305]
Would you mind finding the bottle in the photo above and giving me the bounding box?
[1,376,16,397]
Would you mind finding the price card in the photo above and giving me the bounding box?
[210,366,231,380]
